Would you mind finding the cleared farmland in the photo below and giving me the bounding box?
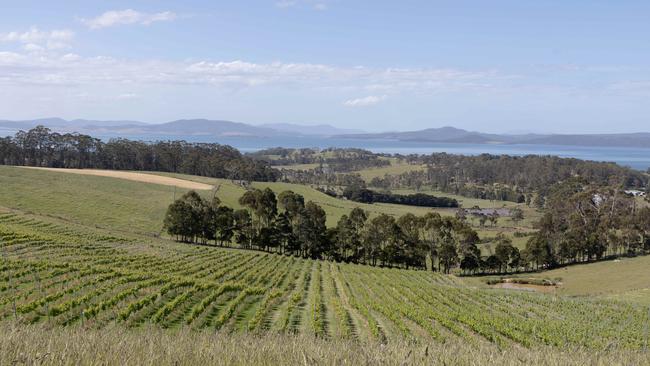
[0,166,532,230]
[1,210,649,351]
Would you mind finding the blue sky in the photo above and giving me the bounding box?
[1,1,650,133]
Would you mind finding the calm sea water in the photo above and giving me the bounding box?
[197,136,650,171]
[2,128,649,171]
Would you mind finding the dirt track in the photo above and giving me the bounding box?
[21,167,213,190]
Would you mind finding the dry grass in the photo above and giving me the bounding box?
[1,323,648,366]
[528,255,650,296]
[21,167,213,190]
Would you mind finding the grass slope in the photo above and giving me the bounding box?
[354,161,427,181]
[3,166,650,361]
[1,209,649,352]
[0,166,540,253]
[527,255,650,297]
[143,171,466,226]
[0,166,185,235]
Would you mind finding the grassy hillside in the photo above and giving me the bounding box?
[0,166,186,235]
[1,209,649,351]
[352,161,427,181]
[145,171,475,226]
[0,166,539,253]
[3,166,650,363]
[526,256,650,297]
[462,254,650,307]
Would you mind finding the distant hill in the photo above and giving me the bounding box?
[521,133,650,147]
[338,126,650,148]
[0,118,146,131]
[0,118,361,139]
[1,118,650,148]
[132,119,283,137]
[260,123,364,136]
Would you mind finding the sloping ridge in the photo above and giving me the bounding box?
[20,167,213,190]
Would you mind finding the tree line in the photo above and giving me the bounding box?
[163,189,480,272]
[375,154,647,200]
[163,183,650,274]
[522,179,650,270]
[340,185,459,208]
[0,126,279,181]
[277,151,648,203]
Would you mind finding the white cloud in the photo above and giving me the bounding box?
[23,43,44,52]
[275,0,297,8]
[61,53,81,61]
[275,0,329,10]
[0,51,24,66]
[0,27,74,50]
[82,9,177,29]
[343,95,387,107]
[116,93,139,100]
[0,49,503,97]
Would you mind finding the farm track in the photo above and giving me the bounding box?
[2,210,650,350]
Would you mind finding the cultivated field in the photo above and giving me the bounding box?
[2,165,650,363]
[0,165,543,261]
[1,209,650,351]
[3,165,537,230]
[4,166,491,226]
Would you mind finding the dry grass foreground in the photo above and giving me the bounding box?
[20,167,213,190]
[2,323,649,366]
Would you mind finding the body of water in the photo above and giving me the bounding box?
[205,136,650,171]
[3,128,649,171]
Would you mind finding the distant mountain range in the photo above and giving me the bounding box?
[338,126,650,148]
[0,118,360,138]
[259,123,364,136]
[1,118,649,148]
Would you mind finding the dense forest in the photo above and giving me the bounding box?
[339,185,459,208]
[0,126,279,181]
[370,154,648,201]
[277,150,648,202]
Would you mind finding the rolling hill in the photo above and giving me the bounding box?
[2,118,650,148]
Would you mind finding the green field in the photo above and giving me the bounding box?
[0,166,186,235]
[144,170,480,227]
[462,254,650,307]
[353,161,427,181]
[0,166,536,235]
[3,165,650,363]
[2,209,649,351]
[527,256,650,297]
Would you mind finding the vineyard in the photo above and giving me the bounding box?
[1,210,649,351]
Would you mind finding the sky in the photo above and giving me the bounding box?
[1,1,650,133]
